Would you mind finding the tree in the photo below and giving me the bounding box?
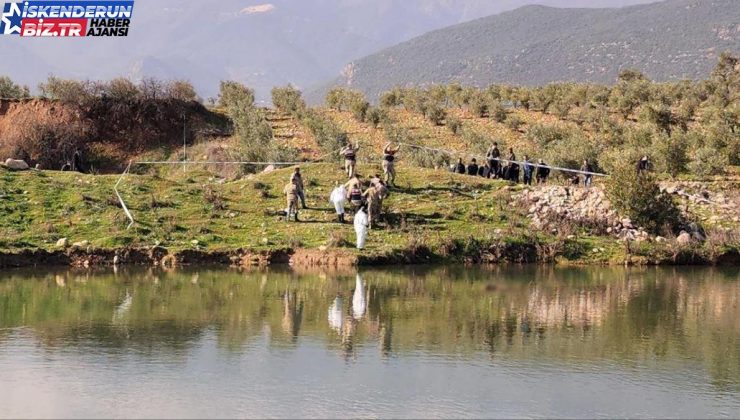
[0,76,30,99]
[139,77,166,101]
[426,104,446,126]
[271,85,305,114]
[709,52,738,107]
[325,87,346,110]
[218,81,255,112]
[103,78,140,101]
[490,101,507,123]
[468,92,488,118]
[606,162,681,234]
[38,76,89,104]
[380,88,402,108]
[166,80,198,102]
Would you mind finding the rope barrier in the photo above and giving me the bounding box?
[114,146,344,229]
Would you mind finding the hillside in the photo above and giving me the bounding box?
[316,0,740,101]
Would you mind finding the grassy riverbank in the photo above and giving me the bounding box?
[1,163,737,268]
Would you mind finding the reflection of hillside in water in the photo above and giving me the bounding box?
[0,266,737,385]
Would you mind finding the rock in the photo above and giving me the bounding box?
[262,164,276,173]
[665,186,677,194]
[71,240,89,249]
[676,232,691,245]
[592,248,600,253]
[3,159,29,171]
[56,238,69,248]
[655,236,666,243]
[606,227,613,234]
[318,245,328,252]
[191,240,199,246]
[621,218,633,229]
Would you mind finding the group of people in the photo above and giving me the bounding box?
[452,142,552,185]
[283,141,401,248]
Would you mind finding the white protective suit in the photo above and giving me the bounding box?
[329,185,347,215]
[354,209,368,249]
[352,274,366,320]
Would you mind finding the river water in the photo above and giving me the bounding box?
[0,265,738,418]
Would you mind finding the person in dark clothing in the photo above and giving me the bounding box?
[455,158,466,174]
[466,158,479,176]
[486,142,501,179]
[72,149,87,174]
[503,147,518,182]
[479,162,492,178]
[580,159,594,187]
[636,155,651,175]
[535,159,550,184]
[522,155,534,185]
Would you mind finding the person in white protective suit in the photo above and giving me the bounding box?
[354,205,369,250]
[329,182,347,223]
[352,274,366,320]
[328,296,343,332]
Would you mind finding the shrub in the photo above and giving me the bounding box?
[350,99,370,122]
[689,147,728,176]
[605,162,681,234]
[506,115,524,131]
[366,107,385,128]
[650,132,689,177]
[447,116,463,135]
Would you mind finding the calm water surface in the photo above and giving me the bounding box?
[0,265,738,418]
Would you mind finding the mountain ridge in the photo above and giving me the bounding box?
[312,0,740,102]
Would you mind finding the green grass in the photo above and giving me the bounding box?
[0,163,730,265]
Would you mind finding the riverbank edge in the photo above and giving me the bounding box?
[1,240,737,269]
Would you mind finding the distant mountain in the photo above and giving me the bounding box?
[314,0,740,102]
[0,0,660,102]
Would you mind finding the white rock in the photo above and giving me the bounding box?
[4,159,29,171]
[56,238,69,248]
[676,232,691,245]
[262,164,276,173]
[71,240,89,249]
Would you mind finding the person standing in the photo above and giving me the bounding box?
[354,205,369,250]
[329,181,347,223]
[340,141,360,178]
[363,183,381,229]
[290,167,307,209]
[536,159,550,184]
[283,179,300,221]
[466,158,479,176]
[455,158,466,174]
[523,155,534,185]
[486,142,501,178]
[382,142,400,187]
[504,147,518,182]
[581,159,594,188]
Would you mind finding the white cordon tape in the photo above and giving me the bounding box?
[114,161,136,230]
[399,142,609,177]
[114,147,343,229]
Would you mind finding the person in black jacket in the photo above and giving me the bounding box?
[486,142,501,179]
[466,158,479,176]
[455,158,466,174]
[535,159,550,184]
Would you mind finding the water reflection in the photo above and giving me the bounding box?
[0,266,738,389]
